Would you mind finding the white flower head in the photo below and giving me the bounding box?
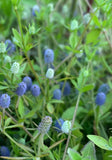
[11,62,20,74]
[61,120,71,134]
[46,68,54,79]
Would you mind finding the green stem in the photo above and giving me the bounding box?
[14,7,24,48]
[38,134,44,156]
[37,39,44,76]
[95,105,100,135]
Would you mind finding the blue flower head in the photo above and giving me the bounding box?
[0,94,10,108]
[0,146,10,157]
[31,84,40,97]
[98,84,110,95]
[53,89,61,100]
[95,92,106,106]
[32,5,40,16]
[44,49,54,64]
[60,82,71,96]
[54,118,64,132]
[5,39,16,55]
[16,82,27,96]
[23,76,32,91]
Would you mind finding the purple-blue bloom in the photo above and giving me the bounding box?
[5,39,16,55]
[32,5,40,16]
[95,92,106,106]
[16,82,27,96]
[31,84,40,97]
[44,49,54,64]
[98,84,110,95]
[23,76,32,91]
[0,146,10,157]
[54,118,64,132]
[60,82,71,96]
[53,89,61,100]
[0,94,10,108]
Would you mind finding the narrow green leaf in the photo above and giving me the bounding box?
[87,135,112,150]
[69,31,78,48]
[86,29,101,44]
[80,84,94,92]
[5,118,12,127]
[0,85,9,90]
[47,103,54,114]
[12,28,21,43]
[109,137,112,147]
[50,100,64,104]
[81,141,97,160]
[18,98,24,118]
[67,148,82,160]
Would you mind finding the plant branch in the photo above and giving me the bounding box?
[62,93,81,160]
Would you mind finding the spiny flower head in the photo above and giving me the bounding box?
[98,84,110,95]
[0,146,10,157]
[11,62,20,74]
[53,89,61,100]
[31,84,40,97]
[60,81,71,96]
[54,118,64,132]
[0,94,10,108]
[61,120,71,134]
[46,68,54,79]
[95,92,106,106]
[32,5,40,16]
[0,42,6,53]
[5,39,16,55]
[44,48,54,63]
[38,116,52,134]
[23,76,32,91]
[16,82,27,96]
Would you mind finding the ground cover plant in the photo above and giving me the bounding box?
[0,0,112,159]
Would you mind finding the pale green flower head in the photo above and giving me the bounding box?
[0,42,6,53]
[11,62,20,74]
[61,120,71,134]
[46,68,54,79]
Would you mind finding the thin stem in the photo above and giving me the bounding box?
[62,93,81,160]
[70,0,77,18]
[3,130,33,157]
[37,39,44,75]
[78,0,83,18]
[84,0,93,11]
[0,107,33,139]
[38,134,44,156]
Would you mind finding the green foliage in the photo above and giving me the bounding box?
[0,0,112,159]
[87,135,112,150]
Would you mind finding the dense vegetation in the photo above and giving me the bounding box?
[0,0,112,159]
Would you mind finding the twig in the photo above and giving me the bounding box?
[103,30,112,49]
[84,0,93,11]
[62,93,81,160]
[78,0,83,18]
